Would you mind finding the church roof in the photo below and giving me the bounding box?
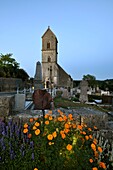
[41,26,57,39]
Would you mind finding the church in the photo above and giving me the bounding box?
[41,26,73,89]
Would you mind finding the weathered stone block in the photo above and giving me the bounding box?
[0,95,15,117]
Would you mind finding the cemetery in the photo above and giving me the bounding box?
[0,28,113,169]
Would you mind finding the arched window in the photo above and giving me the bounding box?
[48,56,51,62]
[47,42,50,49]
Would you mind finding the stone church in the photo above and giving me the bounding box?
[41,26,73,89]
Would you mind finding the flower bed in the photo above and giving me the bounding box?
[0,110,113,170]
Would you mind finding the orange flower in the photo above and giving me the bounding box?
[34,168,38,170]
[33,126,37,130]
[91,143,96,151]
[64,128,70,134]
[35,129,40,135]
[64,123,70,129]
[61,133,66,139]
[89,159,93,163]
[34,122,40,127]
[68,114,73,120]
[52,131,57,138]
[28,133,32,138]
[45,120,49,125]
[99,162,106,169]
[34,117,38,121]
[89,135,93,139]
[92,167,98,170]
[47,134,53,140]
[85,135,89,140]
[72,124,76,128]
[88,128,92,131]
[49,116,53,120]
[29,118,34,122]
[98,146,103,153]
[45,114,49,119]
[94,151,99,159]
[63,115,67,121]
[82,131,86,135]
[23,128,28,133]
[48,110,52,114]
[94,126,97,129]
[93,138,98,145]
[58,116,63,122]
[48,142,54,145]
[66,144,72,151]
[77,125,82,130]
[24,123,28,128]
[60,130,64,134]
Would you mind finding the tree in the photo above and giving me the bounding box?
[16,68,29,81]
[83,74,97,88]
[0,53,19,77]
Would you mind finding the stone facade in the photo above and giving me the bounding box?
[41,27,73,89]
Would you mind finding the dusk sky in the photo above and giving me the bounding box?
[0,0,113,80]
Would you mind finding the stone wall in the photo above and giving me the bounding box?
[0,95,15,117]
[0,78,23,92]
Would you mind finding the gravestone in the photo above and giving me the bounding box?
[15,94,25,111]
[62,88,69,99]
[79,80,88,103]
[34,61,43,90]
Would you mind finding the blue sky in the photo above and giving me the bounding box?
[0,0,113,80]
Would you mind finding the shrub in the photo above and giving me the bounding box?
[0,110,113,170]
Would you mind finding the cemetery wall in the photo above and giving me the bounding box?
[0,78,23,92]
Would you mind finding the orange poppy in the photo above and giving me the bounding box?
[23,128,28,133]
[64,123,70,129]
[29,118,34,122]
[34,122,40,127]
[28,133,32,138]
[34,168,38,170]
[66,144,72,151]
[89,159,93,163]
[45,120,49,125]
[77,125,82,130]
[82,131,86,135]
[92,167,98,170]
[52,131,57,138]
[61,133,66,139]
[98,146,103,153]
[85,135,89,140]
[49,116,53,120]
[35,129,40,135]
[99,162,106,169]
[33,126,37,130]
[91,143,96,151]
[24,123,28,128]
[58,116,63,122]
[47,134,53,140]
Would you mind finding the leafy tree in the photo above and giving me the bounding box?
[0,53,19,77]
[16,68,29,81]
[83,74,97,88]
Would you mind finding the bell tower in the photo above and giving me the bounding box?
[41,26,58,88]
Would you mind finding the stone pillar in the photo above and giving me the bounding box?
[15,94,25,111]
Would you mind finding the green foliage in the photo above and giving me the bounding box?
[83,74,97,88]
[0,53,29,81]
[0,111,112,170]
